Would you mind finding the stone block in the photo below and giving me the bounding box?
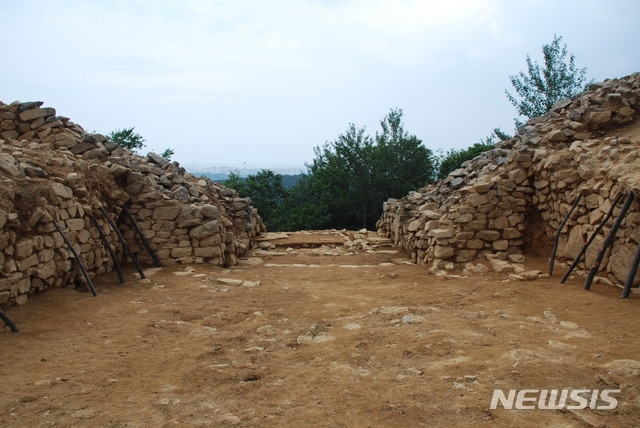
[467,239,484,250]
[476,230,501,241]
[434,245,455,259]
[37,261,56,279]
[489,259,515,273]
[16,254,39,271]
[428,229,454,239]
[492,240,509,251]
[14,239,34,259]
[559,225,584,259]
[609,243,640,285]
[19,107,56,121]
[589,110,612,125]
[200,204,219,218]
[171,247,193,258]
[190,220,220,239]
[456,250,477,263]
[153,205,180,220]
[502,228,522,239]
[66,218,85,231]
[194,247,222,258]
[51,182,73,199]
[451,213,473,223]
[548,129,568,142]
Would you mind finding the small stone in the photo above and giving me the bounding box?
[223,415,241,425]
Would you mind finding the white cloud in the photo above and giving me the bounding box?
[2,0,503,94]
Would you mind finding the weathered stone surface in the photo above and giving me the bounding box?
[153,206,180,220]
[559,225,584,259]
[200,204,219,218]
[428,229,453,239]
[456,250,476,263]
[0,153,21,176]
[450,178,464,189]
[172,186,190,203]
[502,228,522,239]
[14,239,34,259]
[489,259,515,273]
[171,247,193,258]
[19,107,55,121]
[609,243,640,285]
[476,230,501,241]
[189,220,220,239]
[589,110,612,125]
[492,240,509,251]
[65,218,85,231]
[194,246,222,258]
[148,152,170,167]
[434,245,455,259]
[16,254,39,271]
[51,182,73,199]
[473,183,491,194]
[548,129,568,142]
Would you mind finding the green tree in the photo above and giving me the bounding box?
[438,140,495,179]
[161,147,174,160]
[279,174,330,231]
[224,171,247,194]
[506,34,590,126]
[108,127,145,153]
[308,108,436,230]
[226,170,287,231]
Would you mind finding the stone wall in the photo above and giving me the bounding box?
[0,101,265,306]
[378,72,640,285]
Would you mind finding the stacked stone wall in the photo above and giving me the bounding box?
[0,101,265,306]
[378,72,640,285]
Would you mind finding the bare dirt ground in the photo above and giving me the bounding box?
[1,230,640,427]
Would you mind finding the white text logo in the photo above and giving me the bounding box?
[490,389,620,410]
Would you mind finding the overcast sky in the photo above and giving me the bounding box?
[2,0,639,171]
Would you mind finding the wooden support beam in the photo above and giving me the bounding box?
[549,194,582,276]
[99,207,145,279]
[53,220,97,296]
[89,213,125,284]
[561,192,624,284]
[0,308,19,333]
[120,205,162,267]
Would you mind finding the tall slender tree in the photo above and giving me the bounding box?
[506,34,590,127]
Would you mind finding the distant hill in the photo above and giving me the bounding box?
[194,172,230,182]
[194,172,303,190]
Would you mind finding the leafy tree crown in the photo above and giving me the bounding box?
[506,34,590,125]
[108,127,145,153]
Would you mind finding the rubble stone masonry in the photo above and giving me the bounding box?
[378,72,640,286]
[0,101,265,306]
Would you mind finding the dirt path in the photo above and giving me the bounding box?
[1,230,640,427]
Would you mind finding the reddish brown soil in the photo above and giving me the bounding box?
[1,231,639,427]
